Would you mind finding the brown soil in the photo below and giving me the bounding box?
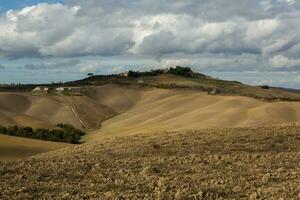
[0,125,299,199]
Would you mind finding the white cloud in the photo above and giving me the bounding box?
[246,19,279,41]
[0,0,300,74]
[279,0,296,6]
[0,3,134,59]
[269,55,300,68]
[79,64,102,73]
[160,58,193,69]
[269,55,291,68]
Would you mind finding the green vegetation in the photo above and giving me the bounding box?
[168,66,193,77]
[0,124,85,144]
[261,85,270,89]
[126,66,194,78]
[127,69,165,77]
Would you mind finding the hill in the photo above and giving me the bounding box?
[87,86,300,141]
[0,67,300,199]
[0,92,116,131]
[0,134,71,161]
[0,125,299,199]
[69,66,300,102]
[2,71,300,159]
[1,66,300,102]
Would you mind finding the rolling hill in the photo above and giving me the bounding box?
[1,68,300,160]
[0,92,116,130]
[88,87,300,141]
[0,68,300,199]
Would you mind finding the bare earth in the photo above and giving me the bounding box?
[0,125,299,199]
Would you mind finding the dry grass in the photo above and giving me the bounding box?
[0,92,116,131]
[0,125,299,199]
[88,88,300,141]
[0,134,71,161]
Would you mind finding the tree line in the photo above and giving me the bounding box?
[127,66,194,78]
[0,123,85,144]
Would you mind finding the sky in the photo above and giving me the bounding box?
[0,0,300,88]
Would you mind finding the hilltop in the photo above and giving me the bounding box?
[69,66,300,102]
[1,66,300,102]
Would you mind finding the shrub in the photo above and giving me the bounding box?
[0,125,7,134]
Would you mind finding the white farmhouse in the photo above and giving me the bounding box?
[32,87,49,94]
[56,87,65,92]
[32,87,41,92]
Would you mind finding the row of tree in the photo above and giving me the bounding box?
[0,124,85,144]
[127,66,194,78]
[127,69,165,78]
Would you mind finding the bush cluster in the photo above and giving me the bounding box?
[0,124,85,144]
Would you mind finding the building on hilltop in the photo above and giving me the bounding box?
[32,87,49,94]
[56,87,65,92]
[120,72,129,77]
[55,87,83,96]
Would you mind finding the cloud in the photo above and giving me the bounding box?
[268,55,300,71]
[0,0,300,73]
[0,3,134,59]
[161,58,193,69]
[160,53,264,72]
[79,64,102,73]
[23,59,80,70]
[269,55,291,68]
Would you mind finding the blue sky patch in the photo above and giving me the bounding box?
[0,0,64,13]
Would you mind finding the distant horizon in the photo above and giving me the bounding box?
[1,67,300,90]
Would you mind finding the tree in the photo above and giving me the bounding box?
[168,66,193,77]
[87,73,94,77]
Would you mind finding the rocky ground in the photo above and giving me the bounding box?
[0,125,300,199]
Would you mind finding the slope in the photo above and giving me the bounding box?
[1,125,299,199]
[89,88,300,141]
[0,92,116,130]
[0,134,71,161]
[84,84,142,113]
